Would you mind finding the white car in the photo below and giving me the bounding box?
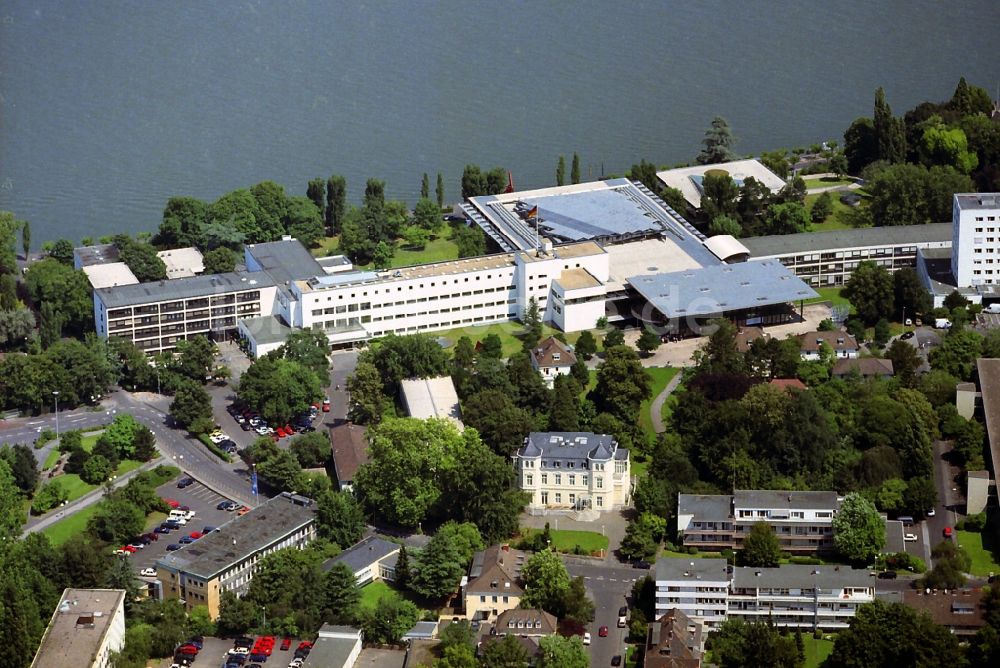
[583,632,591,646]
[255,425,272,435]
[140,567,157,577]
[926,508,936,517]
[904,533,918,542]
[210,432,230,444]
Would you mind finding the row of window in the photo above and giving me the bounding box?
[525,473,604,488]
[367,311,514,337]
[369,300,511,322]
[538,492,604,507]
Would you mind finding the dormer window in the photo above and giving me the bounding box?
[552,353,560,361]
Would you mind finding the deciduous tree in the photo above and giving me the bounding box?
[740,521,782,567]
[833,492,885,563]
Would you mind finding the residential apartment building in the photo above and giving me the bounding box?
[654,559,730,630]
[514,432,631,511]
[953,193,1000,288]
[463,544,526,621]
[654,558,875,631]
[798,331,859,361]
[741,223,952,288]
[728,564,874,630]
[155,493,316,619]
[677,490,841,554]
[31,589,126,668]
[644,608,703,668]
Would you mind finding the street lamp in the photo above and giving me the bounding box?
[52,391,60,439]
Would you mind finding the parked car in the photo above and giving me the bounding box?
[583,632,591,645]
[166,542,182,551]
[218,500,232,510]
[143,532,159,542]
[140,567,157,577]
[154,526,171,534]
[162,498,180,508]
[280,637,292,651]
[225,501,240,511]
[113,548,131,556]
[177,477,194,489]
[189,532,203,540]
[179,536,194,544]
[203,526,217,533]
[599,626,608,637]
[900,330,915,340]
[904,533,918,542]
[322,398,331,412]
[238,506,251,515]
[878,571,898,579]
[926,508,936,517]
[611,655,622,666]
[943,526,953,538]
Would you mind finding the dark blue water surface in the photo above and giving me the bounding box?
[1,0,998,241]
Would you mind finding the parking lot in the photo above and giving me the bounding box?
[129,479,244,575]
[164,636,311,668]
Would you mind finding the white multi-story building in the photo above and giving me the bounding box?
[31,589,126,668]
[677,490,841,554]
[952,193,1000,288]
[654,558,731,630]
[514,432,631,511]
[654,558,875,632]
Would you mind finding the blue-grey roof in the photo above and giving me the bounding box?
[95,271,275,309]
[678,494,732,522]
[732,564,874,590]
[464,179,707,254]
[517,432,620,462]
[740,223,951,258]
[627,260,817,319]
[655,557,729,583]
[324,536,400,573]
[246,239,325,284]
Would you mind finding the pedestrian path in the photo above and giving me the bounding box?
[650,372,684,433]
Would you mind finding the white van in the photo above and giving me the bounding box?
[985,303,1000,314]
[934,318,952,329]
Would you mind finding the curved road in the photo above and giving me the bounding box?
[0,390,257,509]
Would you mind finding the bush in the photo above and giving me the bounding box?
[957,512,986,532]
[788,556,823,565]
[884,551,926,574]
[31,479,68,514]
[37,428,57,446]
[58,429,82,452]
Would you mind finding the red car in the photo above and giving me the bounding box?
[297,641,313,651]
[943,526,953,538]
[176,644,199,655]
[189,532,203,540]
[281,637,292,651]
[121,544,137,553]
[322,399,331,412]
[598,626,609,637]
[162,498,180,509]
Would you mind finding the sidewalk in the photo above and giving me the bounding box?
[22,456,167,536]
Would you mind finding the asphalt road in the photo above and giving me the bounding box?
[564,558,642,668]
[0,390,257,508]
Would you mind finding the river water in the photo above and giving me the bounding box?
[1,0,998,242]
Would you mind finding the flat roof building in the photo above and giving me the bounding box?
[463,179,702,253]
[81,262,139,289]
[73,243,121,269]
[157,247,205,279]
[155,492,316,619]
[31,588,126,668]
[677,490,841,554]
[399,376,463,429]
[656,159,786,210]
[300,625,362,668]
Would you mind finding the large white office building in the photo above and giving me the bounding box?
[951,193,1000,289]
[654,558,875,632]
[92,179,824,355]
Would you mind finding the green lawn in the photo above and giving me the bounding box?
[145,511,168,532]
[359,581,402,612]
[42,505,99,546]
[311,227,462,269]
[638,367,679,439]
[803,286,852,310]
[805,192,857,232]
[46,459,148,504]
[42,429,105,470]
[956,530,1000,577]
[804,177,854,189]
[803,635,835,668]
[519,528,609,555]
